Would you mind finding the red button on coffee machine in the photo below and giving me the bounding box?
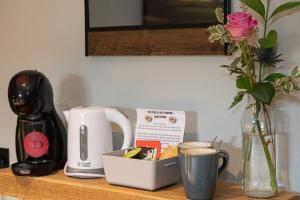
[24,132,49,158]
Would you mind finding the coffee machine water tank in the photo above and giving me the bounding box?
[8,70,67,176]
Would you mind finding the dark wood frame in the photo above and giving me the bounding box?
[85,0,231,56]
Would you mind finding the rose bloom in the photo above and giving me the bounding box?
[224,12,258,41]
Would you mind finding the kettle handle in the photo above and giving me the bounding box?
[104,108,132,149]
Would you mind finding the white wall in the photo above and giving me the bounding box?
[0,0,300,192]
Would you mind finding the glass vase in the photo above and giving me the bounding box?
[241,96,277,198]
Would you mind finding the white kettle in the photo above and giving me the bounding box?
[63,106,132,178]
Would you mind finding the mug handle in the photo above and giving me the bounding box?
[218,150,229,177]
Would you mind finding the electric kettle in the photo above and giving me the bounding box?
[63,106,132,178]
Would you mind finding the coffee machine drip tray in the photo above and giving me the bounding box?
[11,160,53,176]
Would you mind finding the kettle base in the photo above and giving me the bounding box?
[64,165,105,179]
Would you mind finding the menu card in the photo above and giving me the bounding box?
[135,109,185,152]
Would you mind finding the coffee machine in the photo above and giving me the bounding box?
[8,70,67,176]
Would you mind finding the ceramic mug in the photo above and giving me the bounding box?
[178,142,229,200]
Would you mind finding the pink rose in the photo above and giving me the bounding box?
[224,12,258,41]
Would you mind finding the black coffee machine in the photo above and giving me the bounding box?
[8,70,67,176]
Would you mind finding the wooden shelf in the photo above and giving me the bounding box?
[0,168,299,200]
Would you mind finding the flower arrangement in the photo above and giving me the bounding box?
[208,0,300,197]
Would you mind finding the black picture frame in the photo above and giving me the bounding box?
[85,0,231,56]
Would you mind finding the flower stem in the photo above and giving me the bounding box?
[255,102,277,193]
[259,63,265,82]
[264,0,271,37]
[240,41,255,88]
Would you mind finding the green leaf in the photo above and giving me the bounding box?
[283,87,291,95]
[240,0,265,19]
[231,57,241,67]
[264,73,286,82]
[291,65,300,78]
[220,37,226,45]
[250,82,275,105]
[229,91,245,109]
[223,34,232,43]
[284,81,294,91]
[236,76,251,90]
[215,8,224,23]
[228,45,239,55]
[219,65,232,69]
[291,66,299,77]
[260,30,278,49]
[270,2,300,19]
[208,26,217,34]
[209,34,222,43]
[216,24,225,34]
[275,78,285,86]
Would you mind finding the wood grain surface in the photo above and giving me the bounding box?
[87,28,225,56]
[0,169,299,200]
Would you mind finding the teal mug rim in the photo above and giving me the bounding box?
[178,141,213,150]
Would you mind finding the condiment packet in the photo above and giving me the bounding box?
[124,147,157,161]
[136,140,161,158]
